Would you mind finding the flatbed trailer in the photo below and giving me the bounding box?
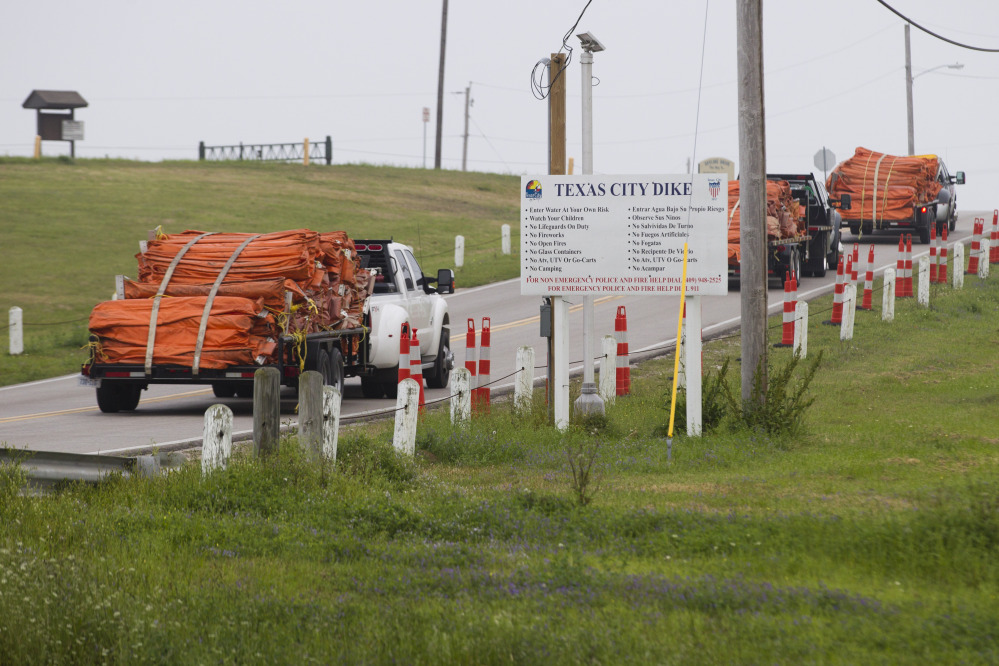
[82,325,370,413]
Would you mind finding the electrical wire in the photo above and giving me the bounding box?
[530,0,595,100]
[874,0,999,52]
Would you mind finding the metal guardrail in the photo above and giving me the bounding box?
[198,136,332,165]
[0,449,187,495]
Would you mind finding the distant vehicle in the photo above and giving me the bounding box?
[767,173,849,278]
[933,158,965,232]
[828,147,964,244]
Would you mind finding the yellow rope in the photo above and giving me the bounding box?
[82,338,108,362]
[667,243,690,440]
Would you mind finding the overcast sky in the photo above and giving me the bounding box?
[3,1,997,210]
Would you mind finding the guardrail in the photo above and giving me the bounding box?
[198,136,332,164]
[0,449,187,495]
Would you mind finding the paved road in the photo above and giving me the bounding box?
[0,216,986,455]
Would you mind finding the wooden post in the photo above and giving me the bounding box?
[793,301,808,359]
[501,224,511,255]
[737,0,768,405]
[514,346,535,415]
[322,386,341,462]
[201,404,233,476]
[303,138,310,166]
[33,135,41,159]
[980,240,991,279]
[393,378,420,455]
[549,53,567,176]
[8,307,23,355]
[882,268,896,323]
[599,335,616,405]
[298,370,323,461]
[253,367,281,458]
[455,235,465,268]
[450,367,471,426]
[917,256,930,307]
[952,243,965,289]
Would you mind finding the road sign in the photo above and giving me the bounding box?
[422,107,430,123]
[814,147,835,173]
[62,120,84,141]
[520,174,728,296]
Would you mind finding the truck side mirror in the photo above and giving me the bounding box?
[955,171,966,185]
[831,193,851,210]
[436,269,455,295]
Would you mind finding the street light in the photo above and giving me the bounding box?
[575,31,605,417]
[904,24,963,155]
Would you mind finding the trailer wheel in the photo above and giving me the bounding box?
[212,382,237,398]
[323,347,345,395]
[96,384,142,413]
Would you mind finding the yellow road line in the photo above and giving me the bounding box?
[486,294,624,333]
[0,388,214,424]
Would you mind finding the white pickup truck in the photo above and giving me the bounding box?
[82,238,455,411]
[355,240,455,398]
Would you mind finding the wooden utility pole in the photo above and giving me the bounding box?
[548,53,567,426]
[434,0,448,169]
[737,0,768,405]
[461,83,471,171]
[549,54,567,176]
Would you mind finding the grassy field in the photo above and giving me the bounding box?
[0,157,521,385]
[1,273,997,663]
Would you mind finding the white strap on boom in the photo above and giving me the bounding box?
[144,232,216,375]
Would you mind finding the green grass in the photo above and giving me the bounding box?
[2,274,998,664]
[0,157,521,385]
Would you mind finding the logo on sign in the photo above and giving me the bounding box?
[708,178,721,199]
[525,179,542,199]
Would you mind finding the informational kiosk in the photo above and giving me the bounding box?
[22,90,88,158]
[520,173,727,431]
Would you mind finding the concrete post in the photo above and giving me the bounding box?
[8,307,23,355]
[514,346,535,415]
[393,378,420,455]
[201,404,233,476]
[882,268,896,323]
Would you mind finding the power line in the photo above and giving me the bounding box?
[875,0,999,52]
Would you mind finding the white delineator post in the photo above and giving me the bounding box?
[454,235,465,268]
[8,306,23,355]
[882,268,896,323]
[393,378,420,455]
[450,367,471,426]
[917,256,930,307]
[793,300,808,359]
[501,224,511,255]
[840,284,856,341]
[514,346,535,415]
[553,296,570,431]
[980,240,991,279]
[599,335,616,405]
[201,404,233,476]
[685,295,702,437]
[953,243,965,289]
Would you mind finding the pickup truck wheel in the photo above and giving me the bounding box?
[382,377,399,399]
[425,329,452,389]
[949,211,957,232]
[361,376,385,399]
[805,232,827,278]
[827,232,841,271]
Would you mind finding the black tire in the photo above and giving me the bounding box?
[361,376,385,399]
[119,386,142,411]
[424,328,451,389]
[96,383,142,413]
[949,210,957,232]
[327,347,345,395]
[212,382,237,398]
[918,223,931,244]
[805,231,827,278]
[827,229,841,272]
[848,223,860,237]
[382,378,399,399]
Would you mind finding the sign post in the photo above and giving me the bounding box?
[814,147,836,183]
